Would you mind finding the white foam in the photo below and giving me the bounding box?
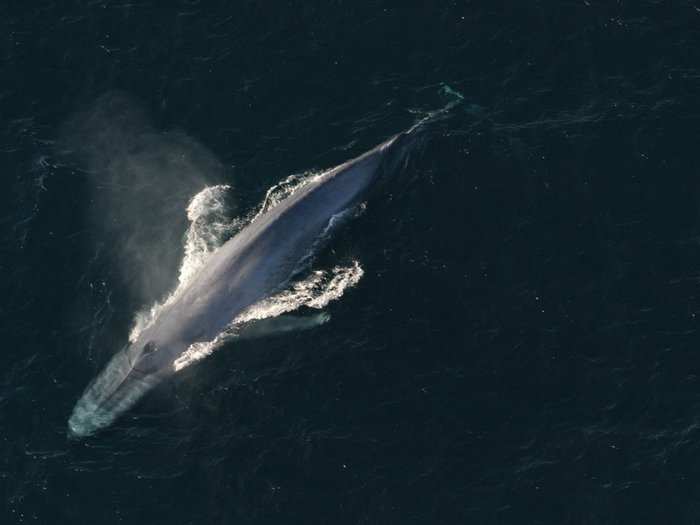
[237,260,364,323]
[254,172,323,220]
[179,184,237,285]
[172,261,364,372]
[173,341,219,372]
[129,184,236,343]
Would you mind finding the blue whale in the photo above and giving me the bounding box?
[68,128,420,437]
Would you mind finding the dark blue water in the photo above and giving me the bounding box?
[3,2,700,523]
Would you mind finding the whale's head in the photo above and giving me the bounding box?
[68,339,172,438]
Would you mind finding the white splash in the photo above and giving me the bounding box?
[132,171,364,372]
[173,341,220,372]
[254,172,323,220]
[129,184,236,343]
[172,261,364,372]
[237,260,364,323]
[179,184,238,285]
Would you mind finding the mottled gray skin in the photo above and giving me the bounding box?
[68,131,407,437]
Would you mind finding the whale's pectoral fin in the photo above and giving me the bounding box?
[235,312,330,340]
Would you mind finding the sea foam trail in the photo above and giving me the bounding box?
[173,261,363,371]
[129,172,364,371]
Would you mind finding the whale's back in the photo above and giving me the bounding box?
[148,136,394,350]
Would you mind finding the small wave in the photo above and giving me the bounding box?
[179,184,238,286]
[236,260,364,323]
[172,261,364,372]
[254,171,323,219]
[173,341,219,372]
[130,184,236,342]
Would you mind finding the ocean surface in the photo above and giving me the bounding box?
[2,2,700,524]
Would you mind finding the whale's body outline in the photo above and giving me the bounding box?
[68,129,418,438]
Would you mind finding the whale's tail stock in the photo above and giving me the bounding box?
[406,83,465,135]
[375,84,464,186]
